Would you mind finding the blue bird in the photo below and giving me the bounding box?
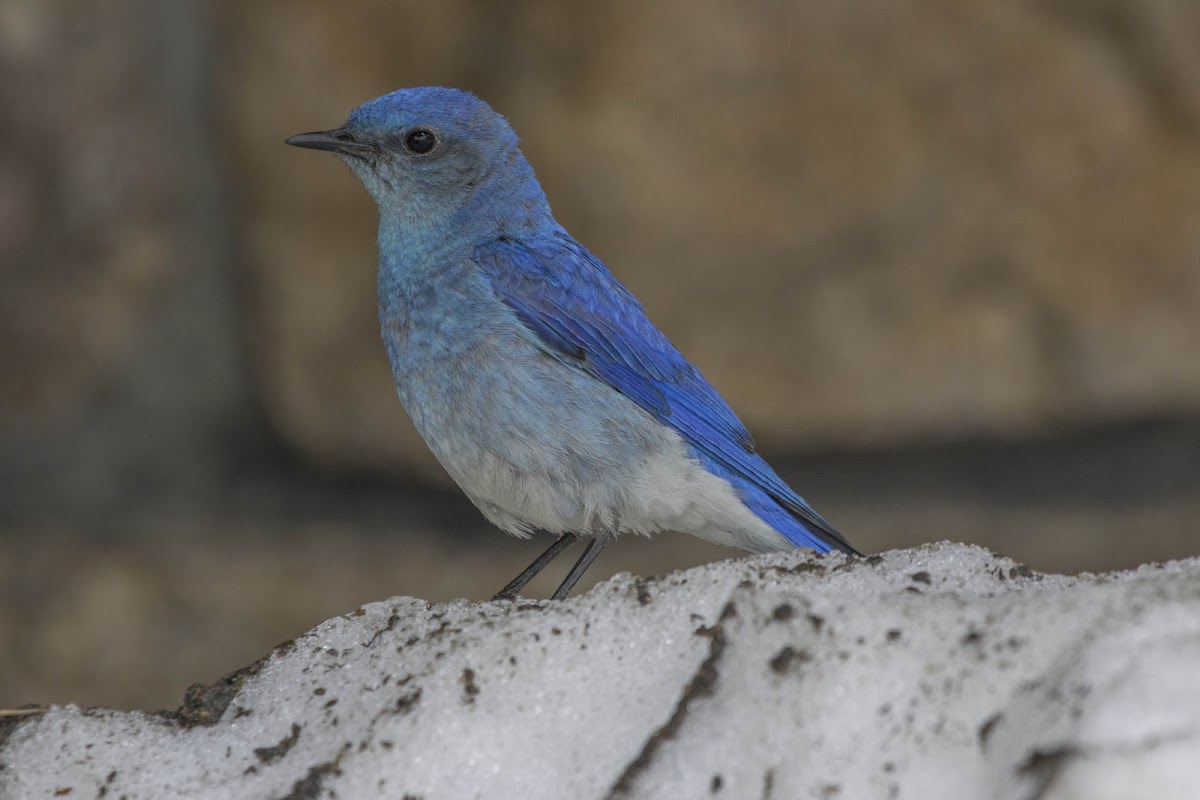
[287,87,859,599]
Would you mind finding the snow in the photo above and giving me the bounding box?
[1,543,1198,799]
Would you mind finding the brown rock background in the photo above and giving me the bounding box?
[233,0,1200,470]
[1,0,1198,709]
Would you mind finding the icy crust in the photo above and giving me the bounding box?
[1,544,1198,800]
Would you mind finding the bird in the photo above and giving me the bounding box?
[286,87,859,600]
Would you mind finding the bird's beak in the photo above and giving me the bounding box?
[285,128,376,156]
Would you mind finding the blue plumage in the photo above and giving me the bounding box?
[287,87,858,598]
[474,232,852,553]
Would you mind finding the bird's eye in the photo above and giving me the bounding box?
[404,128,437,154]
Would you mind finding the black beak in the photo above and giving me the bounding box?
[285,128,376,156]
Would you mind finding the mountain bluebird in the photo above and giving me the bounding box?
[287,87,859,599]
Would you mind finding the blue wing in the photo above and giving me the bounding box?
[474,230,857,555]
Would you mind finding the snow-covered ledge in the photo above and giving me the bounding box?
[2,544,1198,799]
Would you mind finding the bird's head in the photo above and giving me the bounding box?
[287,87,548,242]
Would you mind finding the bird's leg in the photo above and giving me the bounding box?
[492,533,578,600]
[550,537,608,600]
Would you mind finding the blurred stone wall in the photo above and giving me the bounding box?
[5,0,1200,493]
[229,0,1200,477]
[0,0,247,513]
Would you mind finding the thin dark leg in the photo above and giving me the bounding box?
[551,537,608,600]
[492,534,578,600]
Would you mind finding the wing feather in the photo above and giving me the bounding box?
[474,232,856,554]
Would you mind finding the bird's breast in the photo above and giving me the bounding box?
[377,257,496,366]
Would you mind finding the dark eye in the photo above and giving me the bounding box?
[404,128,437,154]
